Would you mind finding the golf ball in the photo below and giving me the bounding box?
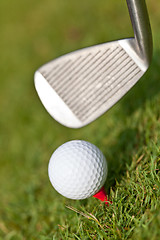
[48,140,107,200]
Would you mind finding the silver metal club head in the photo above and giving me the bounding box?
[34,0,152,128]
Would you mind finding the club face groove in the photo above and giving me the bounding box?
[34,0,152,128]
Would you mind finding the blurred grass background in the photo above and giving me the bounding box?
[0,0,160,239]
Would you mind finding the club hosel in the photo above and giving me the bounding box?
[126,0,153,67]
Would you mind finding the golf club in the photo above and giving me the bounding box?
[34,0,152,128]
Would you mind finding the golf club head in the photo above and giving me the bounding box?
[34,0,152,128]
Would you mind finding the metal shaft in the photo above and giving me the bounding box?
[126,0,153,66]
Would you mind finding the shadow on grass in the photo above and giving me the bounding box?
[104,51,160,193]
[104,127,138,193]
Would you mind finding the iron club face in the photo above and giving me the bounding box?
[34,0,152,128]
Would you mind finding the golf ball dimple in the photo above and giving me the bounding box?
[48,140,107,200]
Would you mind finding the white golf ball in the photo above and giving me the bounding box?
[48,140,107,200]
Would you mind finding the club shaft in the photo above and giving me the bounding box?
[126,0,153,65]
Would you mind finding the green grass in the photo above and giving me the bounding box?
[0,0,160,239]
